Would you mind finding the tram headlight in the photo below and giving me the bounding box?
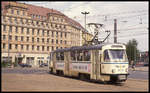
[112,69,116,73]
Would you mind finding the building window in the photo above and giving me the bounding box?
[9,26,12,33]
[47,31,49,36]
[36,21,39,25]
[15,44,18,49]
[17,10,19,15]
[32,29,34,35]
[20,18,23,24]
[16,27,18,33]
[61,19,63,22]
[65,32,67,38]
[15,36,18,41]
[21,45,23,50]
[51,39,54,44]
[37,29,40,35]
[56,39,58,44]
[3,35,6,40]
[56,32,58,37]
[42,38,44,43]
[21,27,24,34]
[42,46,44,51]
[3,25,6,31]
[37,38,39,42]
[61,32,62,37]
[9,17,12,23]
[27,28,29,34]
[60,40,62,44]
[42,30,44,36]
[9,44,12,50]
[11,9,14,14]
[37,46,40,51]
[27,37,29,42]
[32,45,34,50]
[65,40,67,44]
[47,46,49,51]
[26,45,29,50]
[23,11,25,16]
[26,19,28,24]
[32,37,34,42]
[21,36,24,41]
[3,43,6,49]
[56,47,58,49]
[52,46,54,51]
[9,35,12,41]
[47,38,49,43]
[14,18,17,24]
[52,31,54,37]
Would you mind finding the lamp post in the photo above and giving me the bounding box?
[81,11,89,45]
[81,11,90,30]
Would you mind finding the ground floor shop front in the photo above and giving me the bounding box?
[1,52,50,67]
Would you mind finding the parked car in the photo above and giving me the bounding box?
[19,63,32,68]
[39,63,48,67]
[144,63,149,66]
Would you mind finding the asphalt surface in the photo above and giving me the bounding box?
[1,67,49,75]
[128,70,148,80]
[2,67,148,80]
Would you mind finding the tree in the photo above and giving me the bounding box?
[126,39,140,65]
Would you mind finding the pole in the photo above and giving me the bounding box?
[81,11,90,45]
[114,19,117,43]
[81,11,90,30]
[134,45,136,64]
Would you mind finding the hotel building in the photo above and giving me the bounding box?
[1,1,93,67]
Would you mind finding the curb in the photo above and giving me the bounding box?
[128,78,148,82]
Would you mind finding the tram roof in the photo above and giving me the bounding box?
[51,43,125,53]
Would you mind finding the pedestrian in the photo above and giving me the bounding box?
[131,60,135,71]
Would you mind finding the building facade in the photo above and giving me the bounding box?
[1,1,92,67]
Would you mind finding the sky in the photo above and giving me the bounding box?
[20,1,149,52]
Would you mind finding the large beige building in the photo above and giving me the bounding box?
[1,1,93,67]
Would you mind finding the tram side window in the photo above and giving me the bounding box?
[83,50,91,61]
[77,51,83,61]
[60,52,64,60]
[104,50,110,62]
[56,53,60,60]
[71,51,76,61]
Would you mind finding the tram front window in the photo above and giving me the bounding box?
[104,50,110,62]
[109,49,128,62]
[104,49,128,62]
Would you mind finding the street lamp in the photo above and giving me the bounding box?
[81,11,90,30]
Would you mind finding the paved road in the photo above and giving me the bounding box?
[128,70,148,80]
[2,67,148,80]
[2,67,49,74]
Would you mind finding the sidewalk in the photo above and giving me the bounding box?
[129,66,148,72]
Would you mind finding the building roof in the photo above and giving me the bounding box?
[2,1,92,33]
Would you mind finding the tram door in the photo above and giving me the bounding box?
[91,50,100,80]
[64,52,70,76]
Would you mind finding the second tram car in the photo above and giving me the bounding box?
[49,43,129,82]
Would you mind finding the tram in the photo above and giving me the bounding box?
[49,43,129,82]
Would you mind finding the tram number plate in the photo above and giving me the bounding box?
[119,75,126,79]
